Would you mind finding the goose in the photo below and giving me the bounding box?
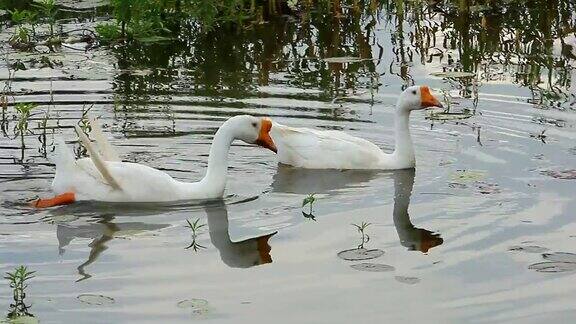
[31,115,277,207]
[270,85,443,169]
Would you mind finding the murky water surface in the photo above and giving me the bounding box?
[1,1,575,323]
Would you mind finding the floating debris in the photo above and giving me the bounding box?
[451,170,486,182]
[543,252,576,263]
[528,252,576,273]
[77,294,115,306]
[337,248,384,261]
[528,262,576,273]
[448,182,468,189]
[475,181,500,194]
[177,298,210,316]
[350,263,395,272]
[394,276,420,284]
[509,245,549,253]
[322,56,365,64]
[426,111,473,121]
[430,71,476,78]
[541,170,576,180]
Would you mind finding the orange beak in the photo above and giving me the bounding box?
[420,86,443,109]
[255,118,277,153]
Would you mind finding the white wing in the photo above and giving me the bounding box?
[75,125,122,190]
[271,123,386,169]
[89,117,122,162]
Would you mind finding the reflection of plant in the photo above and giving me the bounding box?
[4,265,36,320]
[351,221,371,249]
[185,218,207,251]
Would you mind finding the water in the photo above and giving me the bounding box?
[1,1,575,323]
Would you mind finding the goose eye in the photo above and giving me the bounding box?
[251,122,257,128]
[411,90,417,95]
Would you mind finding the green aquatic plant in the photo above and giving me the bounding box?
[95,23,122,44]
[32,0,58,40]
[4,265,36,320]
[185,218,207,251]
[302,193,316,214]
[351,221,371,249]
[74,105,93,158]
[8,9,35,48]
[36,110,53,158]
[13,102,38,160]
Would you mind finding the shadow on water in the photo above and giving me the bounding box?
[47,203,195,281]
[271,164,380,195]
[392,169,443,253]
[204,201,276,269]
[51,212,168,282]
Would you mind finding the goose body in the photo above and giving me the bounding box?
[36,115,276,207]
[270,86,442,170]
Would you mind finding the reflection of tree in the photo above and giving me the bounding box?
[108,1,574,111]
[109,2,381,104]
[384,0,575,109]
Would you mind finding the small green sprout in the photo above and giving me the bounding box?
[351,221,372,249]
[302,193,316,213]
[185,218,207,251]
[13,103,38,160]
[75,105,93,158]
[4,265,36,320]
[37,110,53,157]
[302,193,317,221]
[95,23,122,44]
[33,0,58,39]
[8,10,35,47]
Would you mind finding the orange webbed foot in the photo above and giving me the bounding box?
[30,192,76,208]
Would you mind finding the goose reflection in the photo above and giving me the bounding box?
[271,164,379,194]
[204,202,276,268]
[393,169,443,253]
[54,212,167,281]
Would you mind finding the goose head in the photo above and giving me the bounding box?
[229,115,277,153]
[397,85,443,112]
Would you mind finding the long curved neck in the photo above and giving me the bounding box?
[200,123,235,194]
[392,104,415,166]
[177,122,235,199]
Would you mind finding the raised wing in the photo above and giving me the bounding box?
[75,125,122,191]
[89,117,122,162]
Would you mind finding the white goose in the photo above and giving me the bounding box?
[270,85,443,169]
[31,115,277,207]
